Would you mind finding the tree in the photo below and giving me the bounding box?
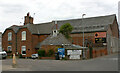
[59,23,73,39]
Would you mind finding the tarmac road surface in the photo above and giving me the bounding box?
[2,53,118,71]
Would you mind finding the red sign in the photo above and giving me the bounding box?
[95,32,106,38]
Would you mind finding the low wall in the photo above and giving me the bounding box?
[86,48,107,59]
[40,57,55,59]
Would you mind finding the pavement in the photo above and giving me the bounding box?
[1,53,119,71]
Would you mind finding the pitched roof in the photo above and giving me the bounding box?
[6,25,23,33]
[28,14,116,34]
[65,44,88,49]
[56,14,116,33]
[35,33,72,48]
[5,14,117,34]
[23,22,55,34]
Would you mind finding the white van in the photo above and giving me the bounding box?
[0,51,7,59]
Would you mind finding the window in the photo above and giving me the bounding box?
[7,46,12,51]
[8,32,12,41]
[22,31,26,40]
[52,30,58,37]
[21,46,26,55]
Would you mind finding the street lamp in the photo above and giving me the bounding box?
[82,14,86,59]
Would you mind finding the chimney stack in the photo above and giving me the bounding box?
[24,12,34,25]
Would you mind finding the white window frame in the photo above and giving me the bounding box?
[8,32,12,41]
[7,46,12,51]
[21,46,26,55]
[22,31,26,41]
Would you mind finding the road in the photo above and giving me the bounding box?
[2,53,118,71]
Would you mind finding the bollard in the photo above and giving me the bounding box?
[12,54,16,68]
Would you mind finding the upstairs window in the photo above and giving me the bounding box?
[8,32,12,41]
[22,31,26,40]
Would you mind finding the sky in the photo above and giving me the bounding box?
[0,0,120,32]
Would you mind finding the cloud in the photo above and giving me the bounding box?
[0,0,120,32]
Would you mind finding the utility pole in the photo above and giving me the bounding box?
[82,14,86,59]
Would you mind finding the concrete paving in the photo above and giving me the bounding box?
[2,53,118,71]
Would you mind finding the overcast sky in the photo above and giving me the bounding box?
[0,0,120,32]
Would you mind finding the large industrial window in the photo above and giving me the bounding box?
[22,31,26,40]
[7,46,12,51]
[8,32,12,41]
[21,46,26,55]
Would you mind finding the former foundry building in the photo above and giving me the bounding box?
[2,13,119,58]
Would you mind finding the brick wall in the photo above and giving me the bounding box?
[2,29,16,55]
[70,32,95,46]
[17,28,49,57]
[24,13,33,25]
[17,28,33,57]
[41,45,62,54]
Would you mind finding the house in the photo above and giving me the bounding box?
[2,25,22,55]
[2,13,119,58]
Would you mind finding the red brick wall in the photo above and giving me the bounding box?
[38,35,49,42]
[17,28,33,57]
[41,45,62,54]
[32,34,49,53]
[24,13,33,25]
[86,48,107,59]
[17,28,49,57]
[2,29,16,55]
[70,32,95,46]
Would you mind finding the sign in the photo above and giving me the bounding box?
[70,55,80,59]
[95,32,106,38]
[67,50,82,59]
[58,48,65,58]
[67,50,82,55]
[95,38,106,43]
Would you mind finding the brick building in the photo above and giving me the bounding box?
[2,13,119,58]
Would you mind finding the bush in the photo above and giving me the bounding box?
[38,49,45,57]
[48,49,54,56]
[62,57,67,60]
[19,54,23,58]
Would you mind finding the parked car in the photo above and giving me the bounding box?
[0,51,7,59]
[31,54,38,59]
